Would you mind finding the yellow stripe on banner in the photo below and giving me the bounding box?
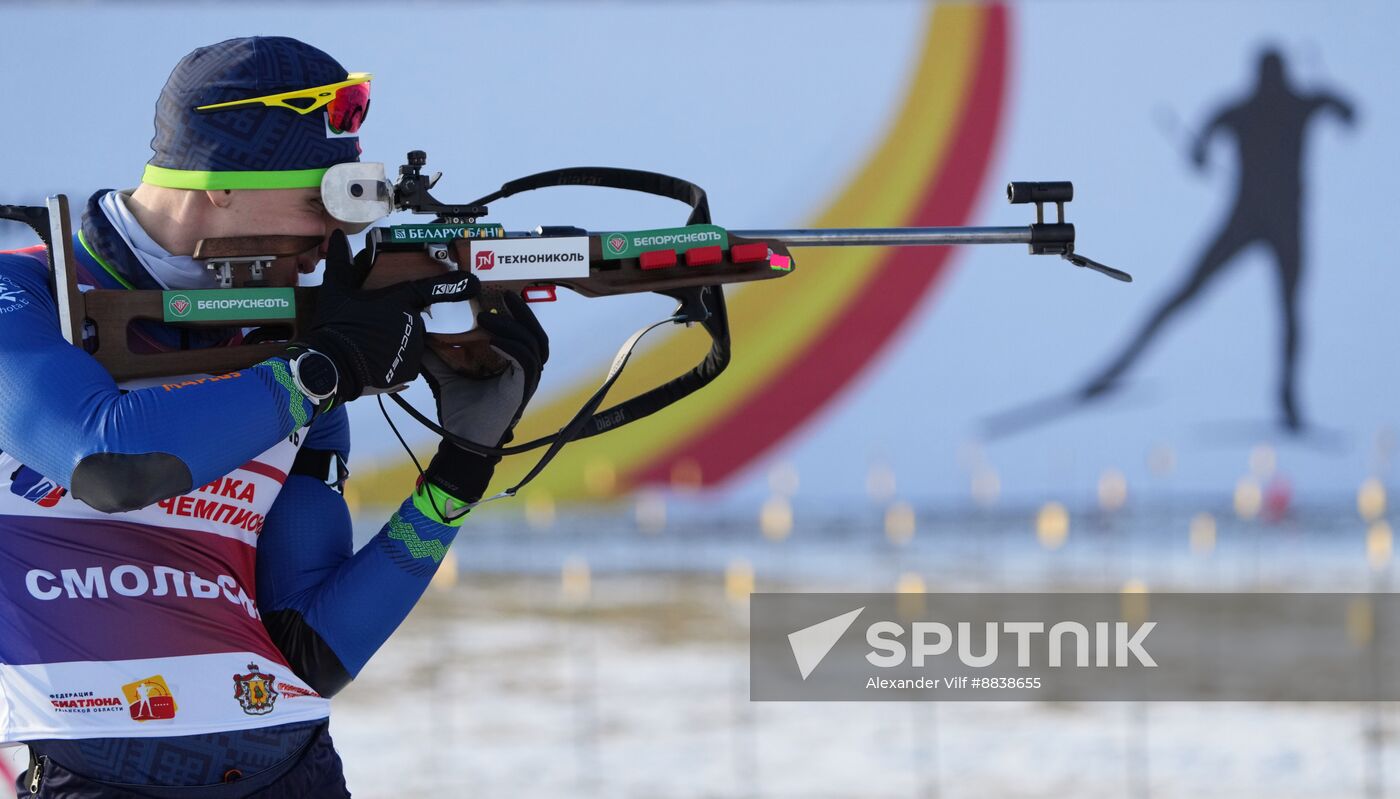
[355,3,988,507]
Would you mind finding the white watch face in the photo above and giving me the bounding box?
[292,352,337,402]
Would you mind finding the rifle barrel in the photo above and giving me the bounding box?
[726,226,1032,247]
[499,225,1036,247]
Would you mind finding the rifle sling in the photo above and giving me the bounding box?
[391,166,733,500]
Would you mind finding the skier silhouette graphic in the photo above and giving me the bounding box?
[1079,48,1356,431]
[135,682,154,720]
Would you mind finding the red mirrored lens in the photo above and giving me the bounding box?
[327,81,370,134]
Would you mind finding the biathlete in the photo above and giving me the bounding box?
[0,36,546,797]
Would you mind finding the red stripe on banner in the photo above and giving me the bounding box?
[629,5,1009,489]
[238,460,288,484]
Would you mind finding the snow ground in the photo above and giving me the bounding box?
[5,504,1396,797]
[331,561,1400,797]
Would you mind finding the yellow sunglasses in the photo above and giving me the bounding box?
[195,72,372,133]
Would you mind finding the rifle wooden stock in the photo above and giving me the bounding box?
[365,232,794,378]
[78,231,792,382]
[81,288,317,381]
[76,235,320,381]
[360,232,792,295]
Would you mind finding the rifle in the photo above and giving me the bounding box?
[0,151,1129,501]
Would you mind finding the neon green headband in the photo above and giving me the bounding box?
[141,164,330,191]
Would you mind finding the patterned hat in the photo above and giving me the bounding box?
[143,37,362,190]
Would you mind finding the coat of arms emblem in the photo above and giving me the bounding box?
[232,663,279,715]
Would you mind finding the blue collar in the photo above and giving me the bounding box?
[77,190,163,291]
[76,190,238,352]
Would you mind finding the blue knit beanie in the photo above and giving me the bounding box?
[143,37,362,190]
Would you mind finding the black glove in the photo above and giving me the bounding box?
[292,230,479,404]
[422,290,549,504]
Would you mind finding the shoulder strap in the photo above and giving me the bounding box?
[391,167,730,501]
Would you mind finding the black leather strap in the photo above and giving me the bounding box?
[260,609,352,699]
[467,166,712,227]
[290,448,347,494]
[391,167,731,501]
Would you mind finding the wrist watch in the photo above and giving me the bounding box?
[288,348,339,406]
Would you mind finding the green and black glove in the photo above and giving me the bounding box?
[421,290,549,513]
[289,229,480,405]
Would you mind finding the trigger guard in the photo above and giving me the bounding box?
[422,296,510,379]
[423,296,479,335]
[426,333,509,380]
